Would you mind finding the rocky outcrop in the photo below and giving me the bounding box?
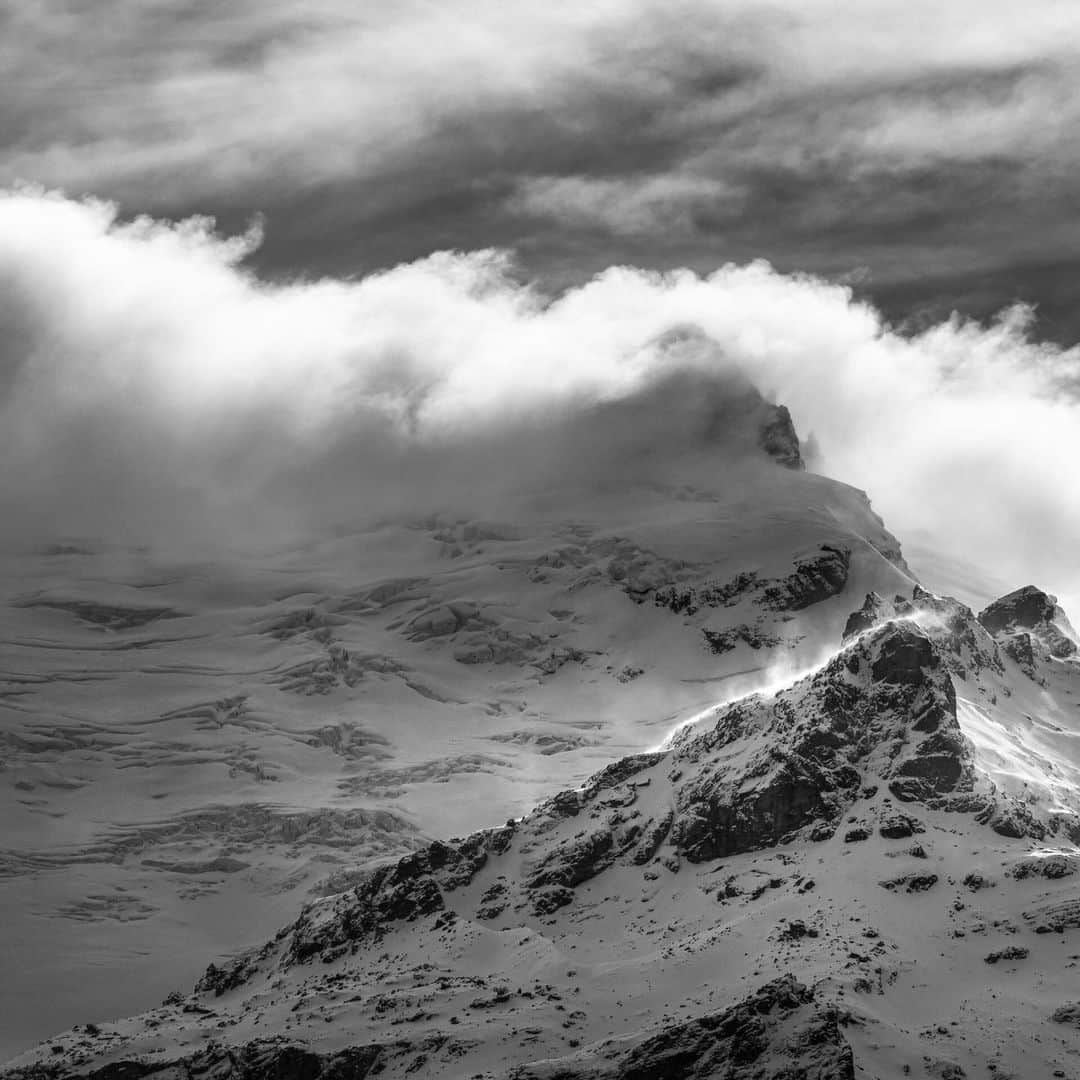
[1050,1003,1080,1026]
[654,572,759,616]
[978,585,1077,660]
[758,404,805,470]
[760,544,851,611]
[669,623,971,861]
[703,624,782,654]
[841,586,1012,684]
[4,1036,463,1080]
[511,975,852,1079]
[1009,852,1080,880]
[655,545,850,619]
[842,591,912,641]
[242,826,515,970]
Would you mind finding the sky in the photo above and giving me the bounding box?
[5,0,1080,330]
[1,1,1079,610]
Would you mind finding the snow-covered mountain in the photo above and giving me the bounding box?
[3,374,1078,1077]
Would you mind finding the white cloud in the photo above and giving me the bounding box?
[1,188,1078,616]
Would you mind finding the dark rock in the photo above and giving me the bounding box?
[7,1037,421,1080]
[988,801,1047,841]
[654,545,852,621]
[926,1062,966,1080]
[531,885,576,915]
[1024,898,1080,934]
[906,587,1005,681]
[984,945,1029,965]
[778,919,819,941]
[1003,632,1037,672]
[1010,854,1078,880]
[878,814,924,839]
[842,592,908,642]
[758,404,805,470]
[527,829,615,891]
[509,974,854,1079]
[760,545,851,612]
[631,811,674,865]
[583,754,665,797]
[869,628,937,686]
[880,873,938,893]
[284,829,507,965]
[671,623,971,862]
[978,586,1077,660]
[703,624,782,654]
[194,958,258,997]
[654,572,760,616]
[1050,1003,1080,1026]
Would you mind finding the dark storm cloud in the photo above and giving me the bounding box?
[8,0,1080,323]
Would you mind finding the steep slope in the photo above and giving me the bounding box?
[0,374,914,1055]
[8,586,1080,1079]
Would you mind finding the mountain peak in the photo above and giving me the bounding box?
[977,585,1078,661]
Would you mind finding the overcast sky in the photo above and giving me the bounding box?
[5,0,1080,336]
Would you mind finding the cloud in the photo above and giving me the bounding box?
[6,0,1080,306]
[1,189,1079,614]
[510,175,741,237]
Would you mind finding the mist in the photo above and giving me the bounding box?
[1,187,1077,613]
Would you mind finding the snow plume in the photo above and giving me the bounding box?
[1,188,1077,611]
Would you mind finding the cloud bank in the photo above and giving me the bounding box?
[6,1,1080,329]
[2,188,1078,613]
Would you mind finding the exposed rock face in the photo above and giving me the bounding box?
[759,544,850,611]
[670,623,970,861]
[978,585,1077,660]
[655,544,850,619]
[511,975,853,1079]
[1009,853,1079,880]
[5,1037,453,1080]
[842,591,913,641]
[703,624,782,654]
[654,573,759,616]
[758,404,805,471]
[282,828,513,964]
[620,338,804,470]
[839,586,1026,686]
[1051,1003,1080,1026]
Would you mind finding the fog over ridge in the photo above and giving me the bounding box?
[1,187,1077,613]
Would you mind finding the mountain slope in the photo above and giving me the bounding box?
[7,584,1080,1079]
[0,375,917,1056]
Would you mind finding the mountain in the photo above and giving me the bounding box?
[2,372,1078,1077]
